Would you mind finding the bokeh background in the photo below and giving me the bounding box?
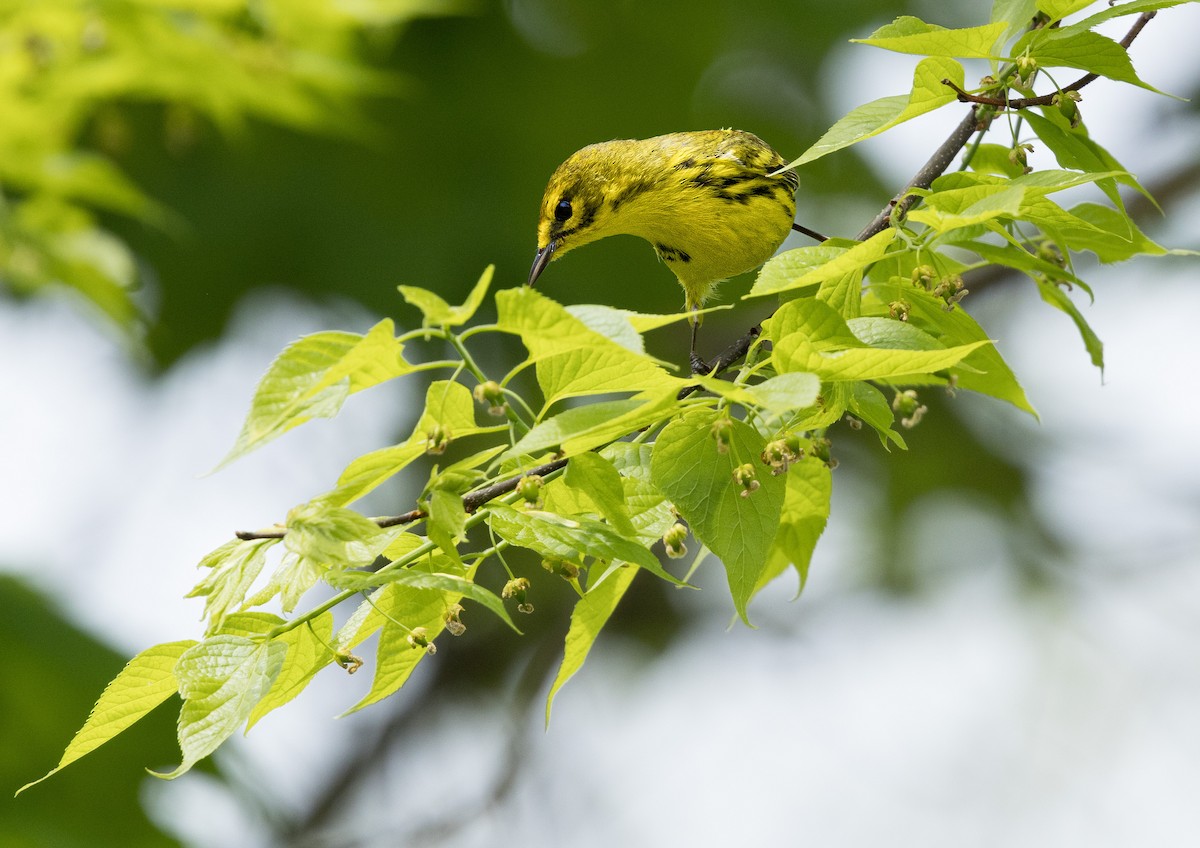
[3,1,1199,845]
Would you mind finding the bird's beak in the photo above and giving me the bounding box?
[527,240,558,286]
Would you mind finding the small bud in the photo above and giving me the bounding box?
[515,474,544,508]
[892,389,928,429]
[407,626,435,654]
[710,417,734,453]
[443,603,466,636]
[425,424,452,455]
[911,265,937,290]
[1053,91,1081,128]
[809,436,835,468]
[733,463,760,498]
[1016,55,1038,88]
[845,415,862,430]
[760,438,797,475]
[336,652,364,674]
[888,300,911,322]
[932,274,968,311]
[662,522,689,558]
[542,558,580,580]
[502,576,530,601]
[979,75,997,88]
[473,380,507,416]
[1008,142,1034,174]
[784,433,806,459]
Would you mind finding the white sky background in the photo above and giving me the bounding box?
[3,4,1199,847]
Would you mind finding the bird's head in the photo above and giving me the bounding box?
[528,141,642,287]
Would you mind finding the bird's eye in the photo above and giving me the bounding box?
[554,199,573,222]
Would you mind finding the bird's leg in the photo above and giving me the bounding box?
[689,308,709,374]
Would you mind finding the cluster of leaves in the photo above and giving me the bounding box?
[20,0,1194,793]
[0,0,454,334]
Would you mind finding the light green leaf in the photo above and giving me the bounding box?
[784,57,965,168]
[564,452,638,537]
[909,184,1027,231]
[650,409,787,623]
[767,298,989,381]
[325,440,426,507]
[246,614,335,730]
[1023,109,1154,208]
[546,564,638,725]
[1036,0,1095,21]
[345,576,468,714]
[187,539,278,634]
[218,319,411,468]
[1066,202,1184,261]
[852,17,1008,58]
[728,372,823,415]
[848,381,906,450]
[488,504,686,587]
[506,387,680,461]
[426,488,467,559]
[496,288,684,404]
[1020,28,1162,92]
[329,568,520,633]
[17,640,196,794]
[153,636,288,779]
[1057,0,1194,37]
[413,380,479,438]
[1036,276,1104,371]
[761,459,833,592]
[399,265,493,328]
[752,230,898,297]
[992,0,1040,45]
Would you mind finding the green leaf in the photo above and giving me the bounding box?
[17,640,196,794]
[1019,28,1162,92]
[852,16,1007,58]
[1036,276,1104,370]
[1022,109,1154,208]
[345,578,465,714]
[328,568,521,633]
[496,288,683,405]
[505,387,680,461]
[784,57,965,167]
[399,265,493,327]
[1057,0,1195,37]
[488,504,687,587]
[426,488,467,559]
[413,379,480,438]
[246,614,335,730]
[650,409,787,623]
[545,564,639,725]
[187,539,278,633]
[564,452,639,537]
[325,440,426,507]
[1036,0,1095,21]
[908,184,1027,232]
[847,381,906,449]
[991,0,1039,45]
[153,636,288,779]
[761,459,833,592]
[866,279,1036,415]
[218,319,411,468]
[751,230,898,297]
[698,371,822,415]
[766,298,989,381]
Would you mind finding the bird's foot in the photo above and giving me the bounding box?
[689,352,712,375]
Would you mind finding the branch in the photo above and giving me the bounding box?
[704,9,1161,378]
[234,456,570,540]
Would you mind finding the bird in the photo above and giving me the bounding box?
[526,129,804,372]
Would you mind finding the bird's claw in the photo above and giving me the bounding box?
[689,352,711,375]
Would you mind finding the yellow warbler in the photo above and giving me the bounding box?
[527,129,799,367]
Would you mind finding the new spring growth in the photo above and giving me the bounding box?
[809,436,837,468]
[425,424,452,455]
[1009,142,1034,174]
[1053,90,1082,128]
[335,651,364,674]
[472,380,507,416]
[893,389,928,429]
[662,522,688,559]
[733,463,760,498]
[515,474,544,509]
[542,559,580,580]
[443,603,466,636]
[889,299,911,322]
[1015,54,1038,89]
[502,577,534,614]
[761,437,801,475]
[710,417,734,453]
[407,626,436,654]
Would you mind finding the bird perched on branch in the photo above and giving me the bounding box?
[527,129,804,371]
